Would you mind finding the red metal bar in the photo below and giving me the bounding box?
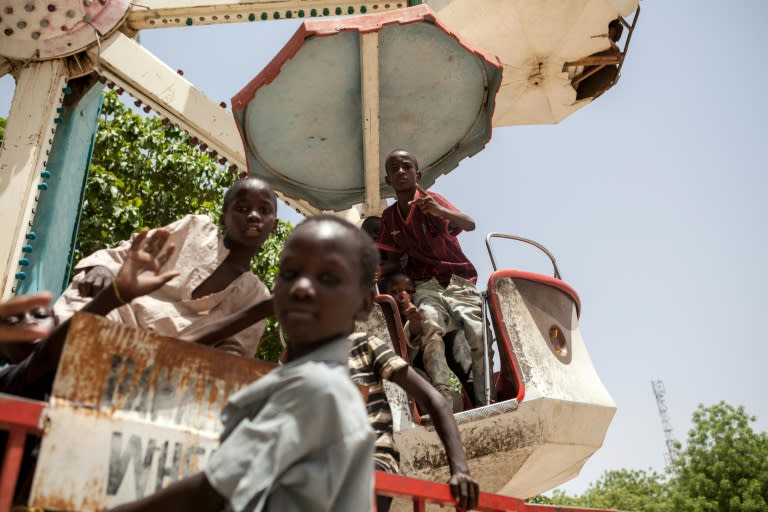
[375,472,618,512]
[0,395,46,512]
[0,395,46,435]
[0,429,27,512]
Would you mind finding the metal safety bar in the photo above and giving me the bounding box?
[485,233,562,279]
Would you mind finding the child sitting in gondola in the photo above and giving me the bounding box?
[385,271,473,411]
[377,148,493,406]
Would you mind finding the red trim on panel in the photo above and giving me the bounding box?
[486,271,581,403]
[231,3,502,116]
[490,270,581,317]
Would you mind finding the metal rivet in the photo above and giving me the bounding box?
[4,28,13,36]
[47,4,56,11]
[260,12,267,20]
[17,20,27,28]
[25,232,37,240]
[22,244,33,253]
[335,7,342,15]
[83,13,91,21]
[66,9,75,17]
[40,18,49,27]
[56,106,65,113]
[31,31,40,39]
[322,8,329,15]
[19,258,30,266]
[185,17,192,25]
[62,86,71,94]
[298,9,304,17]
[24,3,34,11]
[41,170,51,178]
[38,183,48,190]
[310,8,317,16]
[15,272,27,281]
[247,13,254,21]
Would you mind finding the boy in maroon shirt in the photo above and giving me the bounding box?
[377,149,492,406]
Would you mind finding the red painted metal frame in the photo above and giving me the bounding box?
[486,270,581,403]
[374,295,426,425]
[0,394,46,512]
[375,471,617,512]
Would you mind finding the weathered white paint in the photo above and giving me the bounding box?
[360,31,386,217]
[435,0,640,126]
[29,313,275,510]
[0,61,67,298]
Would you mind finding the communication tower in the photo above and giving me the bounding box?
[651,379,680,466]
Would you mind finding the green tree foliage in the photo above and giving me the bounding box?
[0,116,6,141]
[78,91,236,260]
[79,91,291,361]
[668,402,768,512]
[529,469,668,512]
[528,402,767,512]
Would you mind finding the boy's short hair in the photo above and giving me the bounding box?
[299,215,380,288]
[360,216,381,241]
[384,149,419,173]
[222,177,277,212]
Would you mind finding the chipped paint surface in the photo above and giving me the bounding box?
[29,313,275,511]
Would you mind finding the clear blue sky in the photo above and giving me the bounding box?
[2,0,766,495]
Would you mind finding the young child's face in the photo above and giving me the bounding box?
[221,180,277,249]
[0,305,56,340]
[274,221,372,348]
[387,275,414,315]
[385,152,420,192]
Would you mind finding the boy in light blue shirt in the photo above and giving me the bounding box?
[113,216,377,512]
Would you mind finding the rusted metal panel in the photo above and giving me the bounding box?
[29,313,275,510]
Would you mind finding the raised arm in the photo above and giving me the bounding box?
[4,230,181,395]
[390,365,479,510]
[185,297,274,347]
[413,184,475,232]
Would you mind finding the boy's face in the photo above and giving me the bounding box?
[274,221,373,348]
[0,305,56,338]
[221,180,277,249]
[387,275,414,315]
[385,152,420,192]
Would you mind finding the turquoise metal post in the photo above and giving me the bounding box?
[16,83,104,297]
